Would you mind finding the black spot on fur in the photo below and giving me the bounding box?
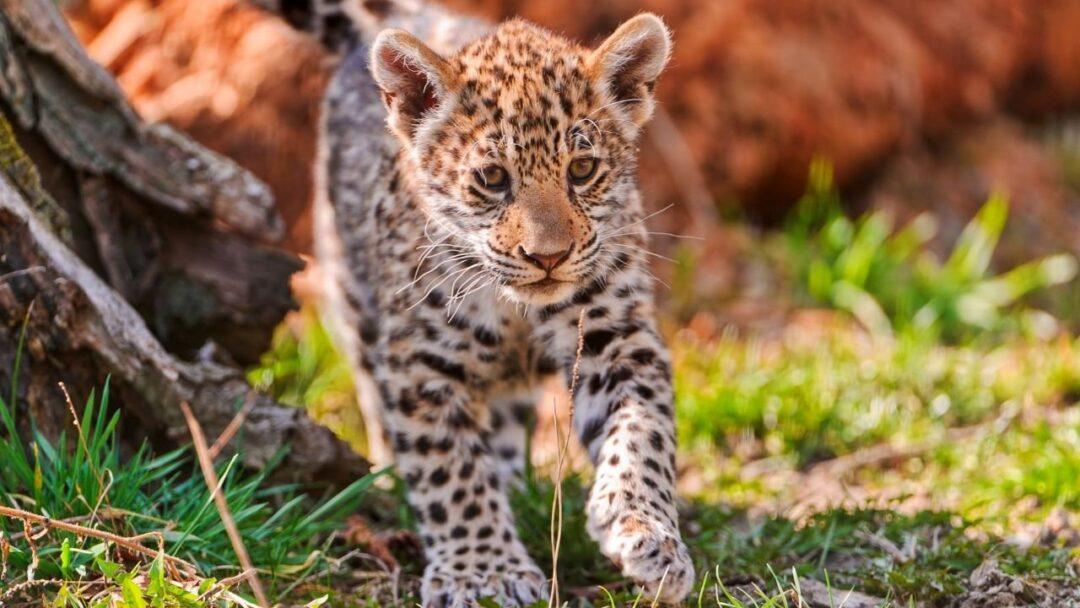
[463,503,482,520]
[473,326,500,347]
[412,352,468,383]
[604,366,634,392]
[458,460,475,479]
[536,355,560,375]
[430,467,450,487]
[359,319,379,343]
[425,290,447,308]
[583,329,617,356]
[580,417,605,448]
[429,503,448,524]
[649,430,664,451]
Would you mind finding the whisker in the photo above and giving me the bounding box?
[606,242,676,263]
[398,252,476,294]
[602,230,704,241]
[409,262,480,310]
[598,204,675,238]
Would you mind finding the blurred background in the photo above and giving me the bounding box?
[58,0,1080,514]
[64,0,1080,331]
[1,1,1077,604]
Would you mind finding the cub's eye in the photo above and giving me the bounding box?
[568,157,598,184]
[475,165,510,192]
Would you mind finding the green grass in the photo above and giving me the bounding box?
[231,303,1080,605]
[501,470,1077,607]
[675,330,1080,470]
[687,506,1074,606]
[0,377,379,607]
[781,159,1078,342]
[6,326,1079,606]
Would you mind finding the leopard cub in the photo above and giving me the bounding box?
[316,10,693,606]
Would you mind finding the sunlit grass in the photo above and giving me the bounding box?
[238,305,1080,604]
[675,328,1080,468]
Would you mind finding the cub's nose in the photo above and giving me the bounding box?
[520,245,572,272]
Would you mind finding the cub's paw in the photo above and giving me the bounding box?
[599,516,695,604]
[421,561,547,607]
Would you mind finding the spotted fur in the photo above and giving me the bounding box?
[314,10,692,606]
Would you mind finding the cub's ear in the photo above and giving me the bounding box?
[370,29,457,142]
[589,13,672,129]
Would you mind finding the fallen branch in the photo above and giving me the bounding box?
[0,175,369,482]
[0,505,197,575]
[0,0,366,488]
[180,401,269,607]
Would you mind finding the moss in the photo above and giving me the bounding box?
[0,111,72,244]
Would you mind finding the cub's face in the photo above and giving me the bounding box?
[371,16,671,305]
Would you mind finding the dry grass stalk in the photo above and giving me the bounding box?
[208,390,257,459]
[179,401,269,607]
[548,308,587,607]
[59,381,115,523]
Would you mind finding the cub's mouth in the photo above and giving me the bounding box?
[526,277,564,288]
[504,274,577,305]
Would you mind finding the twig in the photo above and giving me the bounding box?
[343,515,399,571]
[195,569,257,603]
[208,391,257,459]
[8,508,130,541]
[22,518,38,581]
[1,529,10,580]
[179,401,269,607]
[0,578,64,602]
[852,530,910,563]
[549,309,587,607]
[0,266,46,284]
[0,505,197,574]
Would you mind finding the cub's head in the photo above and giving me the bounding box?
[370,15,671,305]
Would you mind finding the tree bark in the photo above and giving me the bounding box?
[0,0,368,483]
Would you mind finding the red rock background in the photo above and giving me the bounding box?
[65,0,335,253]
[64,0,1080,269]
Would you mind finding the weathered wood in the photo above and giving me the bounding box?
[0,0,299,363]
[0,173,368,483]
[0,1,282,241]
[0,0,368,482]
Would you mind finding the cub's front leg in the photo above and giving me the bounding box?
[374,316,545,606]
[540,292,694,602]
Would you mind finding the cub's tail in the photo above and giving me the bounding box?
[251,0,490,55]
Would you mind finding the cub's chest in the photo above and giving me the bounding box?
[383,285,537,384]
